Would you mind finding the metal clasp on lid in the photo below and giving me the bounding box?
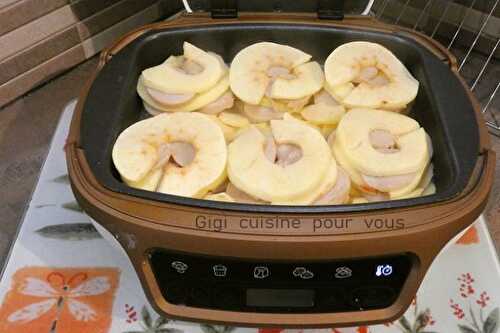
[210,0,238,18]
[317,0,344,20]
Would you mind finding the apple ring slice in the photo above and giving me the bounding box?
[336,109,430,176]
[142,42,224,94]
[332,137,365,187]
[422,182,436,196]
[137,74,230,113]
[314,166,351,205]
[227,119,332,202]
[230,42,324,105]
[390,163,434,199]
[273,162,338,205]
[125,167,163,191]
[204,192,235,202]
[333,132,433,198]
[324,41,419,109]
[359,133,434,195]
[300,103,346,125]
[112,112,227,198]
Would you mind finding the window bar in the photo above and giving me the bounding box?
[494,119,500,130]
[395,0,411,24]
[471,38,500,92]
[486,121,500,131]
[458,0,500,72]
[485,101,499,133]
[482,81,500,132]
[486,121,500,130]
[431,0,452,38]
[492,116,499,131]
[377,0,391,19]
[482,82,499,115]
[490,115,500,131]
[447,0,478,50]
[413,0,434,30]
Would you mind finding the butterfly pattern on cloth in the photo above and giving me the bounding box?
[8,273,110,323]
[0,267,119,333]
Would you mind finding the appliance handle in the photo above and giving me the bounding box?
[184,0,346,19]
[183,0,193,13]
[362,0,375,15]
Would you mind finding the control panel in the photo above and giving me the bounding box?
[149,250,413,313]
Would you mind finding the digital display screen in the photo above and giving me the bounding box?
[246,289,315,307]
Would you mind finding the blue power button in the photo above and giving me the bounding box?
[375,264,393,277]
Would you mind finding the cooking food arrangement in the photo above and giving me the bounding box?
[113,41,435,205]
[65,8,495,326]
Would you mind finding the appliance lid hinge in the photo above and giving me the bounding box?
[317,0,344,20]
[210,0,238,18]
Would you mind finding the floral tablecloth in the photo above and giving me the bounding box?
[0,102,499,333]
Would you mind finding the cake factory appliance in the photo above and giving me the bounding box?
[65,1,496,328]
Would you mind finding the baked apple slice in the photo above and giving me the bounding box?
[230,42,323,105]
[112,112,227,198]
[324,41,419,110]
[227,119,333,202]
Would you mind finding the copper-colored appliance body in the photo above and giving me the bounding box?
[66,13,495,328]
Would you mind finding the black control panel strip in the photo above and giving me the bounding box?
[149,249,413,313]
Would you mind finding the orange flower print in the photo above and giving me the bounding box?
[456,225,479,245]
[0,267,119,333]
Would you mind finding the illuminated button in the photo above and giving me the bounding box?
[171,261,188,274]
[375,264,393,277]
[213,264,228,277]
[334,266,352,279]
[253,266,270,279]
[293,267,314,279]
